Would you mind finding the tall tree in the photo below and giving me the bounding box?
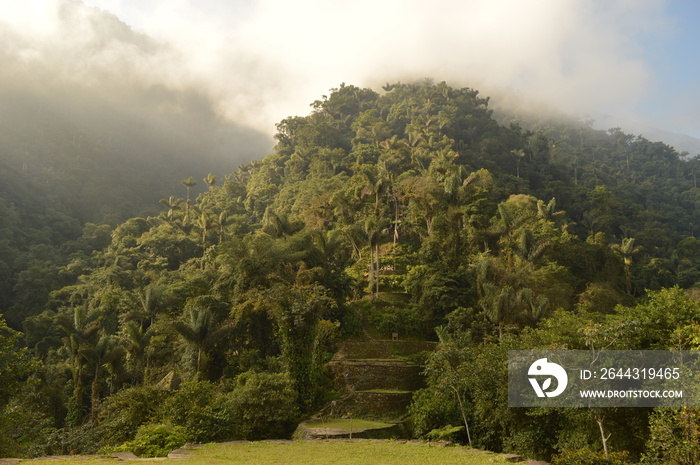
[203,173,217,190]
[266,282,337,410]
[80,334,126,422]
[172,306,235,380]
[180,176,198,220]
[55,306,102,418]
[159,196,183,221]
[120,320,154,383]
[612,237,641,295]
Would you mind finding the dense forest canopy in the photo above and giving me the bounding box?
[1,80,700,463]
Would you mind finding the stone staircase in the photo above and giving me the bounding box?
[296,339,436,439]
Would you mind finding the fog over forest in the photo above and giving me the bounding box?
[0,1,273,221]
[3,0,698,155]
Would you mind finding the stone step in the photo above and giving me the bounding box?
[344,390,414,419]
[332,340,437,361]
[330,359,424,392]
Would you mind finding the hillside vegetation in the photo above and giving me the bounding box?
[1,80,699,463]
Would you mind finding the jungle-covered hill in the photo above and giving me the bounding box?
[0,68,271,327]
[2,80,700,462]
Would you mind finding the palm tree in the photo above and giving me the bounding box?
[134,284,168,326]
[159,196,183,221]
[364,218,386,298]
[480,283,516,338]
[480,284,543,337]
[341,221,386,298]
[172,306,235,380]
[121,321,154,383]
[80,335,126,423]
[528,294,550,325]
[342,223,367,262]
[612,237,641,295]
[353,164,390,220]
[485,202,531,249]
[180,176,198,219]
[581,211,600,237]
[536,197,563,222]
[517,229,550,262]
[197,211,216,262]
[510,149,526,178]
[261,207,299,239]
[55,306,101,416]
[377,159,402,266]
[217,211,234,244]
[203,173,217,190]
[312,229,345,272]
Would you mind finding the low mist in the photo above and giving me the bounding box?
[1,0,671,139]
[0,1,277,222]
[0,0,274,167]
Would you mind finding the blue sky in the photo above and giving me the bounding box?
[2,0,699,141]
[638,0,700,137]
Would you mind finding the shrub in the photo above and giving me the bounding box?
[358,300,423,338]
[222,371,299,440]
[46,423,105,456]
[159,380,230,443]
[110,423,187,458]
[407,387,460,439]
[551,448,633,465]
[0,401,54,458]
[641,407,700,465]
[97,386,168,447]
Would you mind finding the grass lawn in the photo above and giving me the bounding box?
[15,440,518,464]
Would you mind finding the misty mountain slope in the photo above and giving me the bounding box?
[591,113,700,156]
[0,0,273,223]
[0,81,271,222]
[0,76,272,328]
[0,1,275,328]
[488,89,700,157]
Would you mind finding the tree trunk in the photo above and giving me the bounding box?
[73,359,84,407]
[369,252,375,300]
[91,368,100,424]
[375,244,380,296]
[451,385,472,447]
[144,355,151,385]
[393,197,399,269]
[595,413,610,458]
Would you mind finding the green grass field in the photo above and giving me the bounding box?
[15,440,519,464]
[302,418,394,431]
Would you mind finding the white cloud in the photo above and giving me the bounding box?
[0,0,669,135]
